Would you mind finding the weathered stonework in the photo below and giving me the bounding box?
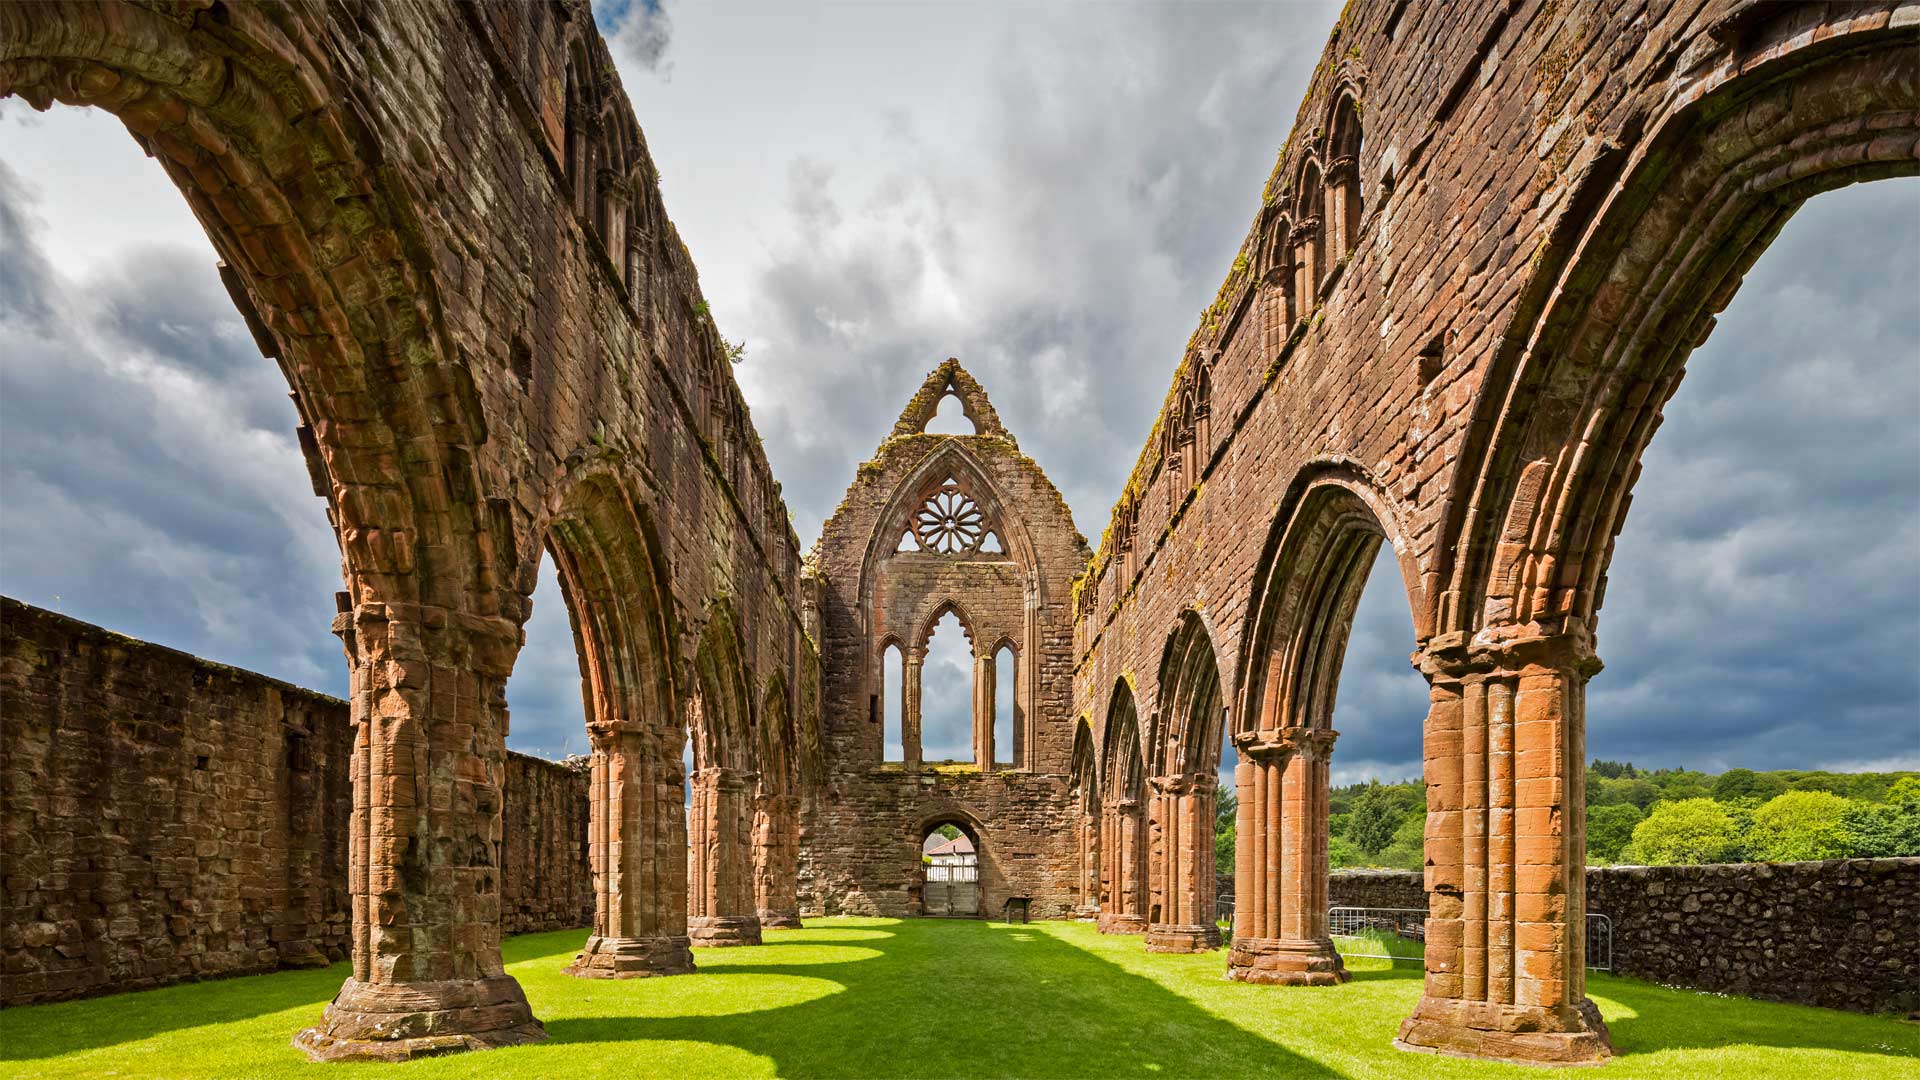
[1331,862,1920,1017]
[1,0,821,1058]
[0,598,590,1007]
[801,363,1089,920]
[1071,0,1919,1066]
[2,0,1915,1067]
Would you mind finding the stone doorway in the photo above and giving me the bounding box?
[919,824,981,916]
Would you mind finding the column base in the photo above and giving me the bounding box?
[1227,936,1350,986]
[688,915,763,947]
[293,975,546,1062]
[758,910,804,930]
[1096,912,1147,934]
[1394,995,1612,1066]
[564,934,695,978]
[1070,905,1101,921]
[1145,922,1221,953]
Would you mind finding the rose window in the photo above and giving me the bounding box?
[915,483,987,554]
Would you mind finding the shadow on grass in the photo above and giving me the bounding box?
[1589,973,1920,1062]
[1323,960,1918,1063]
[543,918,1347,1079]
[0,960,343,1062]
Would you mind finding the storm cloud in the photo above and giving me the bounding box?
[3,5,1915,780]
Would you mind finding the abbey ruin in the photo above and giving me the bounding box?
[3,0,1916,1069]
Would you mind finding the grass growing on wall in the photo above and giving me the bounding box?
[1,919,1915,1079]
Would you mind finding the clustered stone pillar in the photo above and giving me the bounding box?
[565,723,694,978]
[753,786,803,930]
[1145,773,1220,952]
[1227,725,1346,985]
[1097,797,1147,933]
[1073,808,1101,918]
[903,646,925,769]
[1396,630,1611,1065]
[687,766,763,946]
[296,610,546,1061]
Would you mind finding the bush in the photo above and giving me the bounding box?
[1328,835,1363,869]
[1838,781,1920,858]
[1587,803,1645,863]
[1628,798,1743,864]
[1744,790,1855,862]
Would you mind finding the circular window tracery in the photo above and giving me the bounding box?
[915,483,987,554]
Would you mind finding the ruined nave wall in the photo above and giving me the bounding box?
[0,598,589,1006]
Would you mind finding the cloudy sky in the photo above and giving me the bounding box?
[2,1,1915,781]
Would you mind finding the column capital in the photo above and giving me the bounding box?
[1415,620,1601,682]
[691,765,759,792]
[1233,725,1337,761]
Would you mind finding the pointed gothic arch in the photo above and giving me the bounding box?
[1098,681,1148,934]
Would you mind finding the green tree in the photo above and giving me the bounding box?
[1328,834,1362,869]
[1215,784,1237,877]
[1372,814,1426,871]
[934,824,961,841]
[1345,782,1403,855]
[1712,768,1788,803]
[1745,791,1855,861]
[1586,803,1645,863]
[1628,798,1742,864]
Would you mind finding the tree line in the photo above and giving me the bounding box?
[1213,763,1920,876]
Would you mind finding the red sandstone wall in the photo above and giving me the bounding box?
[0,598,589,1005]
[802,364,1089,918]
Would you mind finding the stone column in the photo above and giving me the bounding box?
[903,647,924,770]
[1228,726,1346,985]
[566,723,694,978]
[1146,773,1220,952]
[974,649,995,773]
[1097,798,1147,934]
[753,788,803,930]
[296,609,545,1061]
[687,766,763,946]
[1395,629,1611,1065]
[1072,809,1101,918]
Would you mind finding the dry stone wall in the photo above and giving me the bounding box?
[1330,862,1920,1015]
[0,598,590,1006]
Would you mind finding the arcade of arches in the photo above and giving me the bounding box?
[0,0,1914,1069]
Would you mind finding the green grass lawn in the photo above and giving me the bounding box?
[2,918,1914,1079]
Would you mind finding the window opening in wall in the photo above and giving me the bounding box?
[883,643,905,761]
[980,530,1004,554]
[923,392,977,435]
[896,529,920,552]
[915,480,988,553]
[993,645,1015,767]
[921,610,973,763]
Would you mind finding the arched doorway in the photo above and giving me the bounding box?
[918,820,982,916]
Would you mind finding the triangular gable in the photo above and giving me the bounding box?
[890,358,1010,441]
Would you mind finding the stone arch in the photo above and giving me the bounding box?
[1325,90,1364,266]
[1446,13,1920,641]
[911,805,992,917]
[534,462,694,982]
[1259,211,1297,356]
[1227,464,1422,987]
[753,673,803,929]
[890,357,1011,440]
[1068,717,1101,917]
[1143,611,1225,953]
[1404,16,1920,1063]
[1097,680,1148,934]
[0,7,545,1059]
[1292,155,1326,297]
[686,601,762,946]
